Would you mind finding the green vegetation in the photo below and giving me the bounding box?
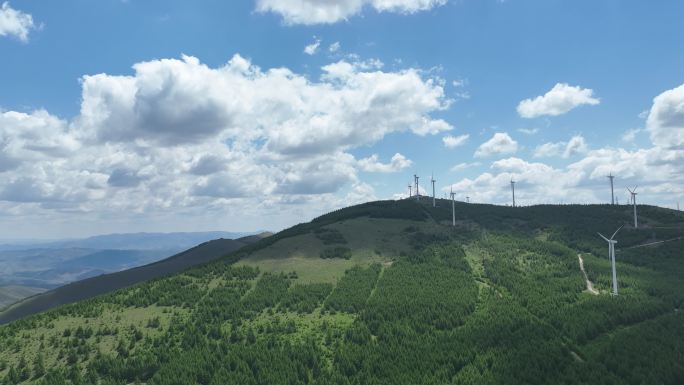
[319,247,352,260]
[1,200,683,384]
[280,283,333,313]
[324,264,381,313]
[314,227,347,245]
[241,272,291,313]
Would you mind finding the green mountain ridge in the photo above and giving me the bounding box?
[0,287,46,310]
[1,199,683,385]
[0,234,266,325]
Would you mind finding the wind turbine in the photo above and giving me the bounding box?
[431,174,436,208]
[408,183,412,198]
[450,187,456,227]
[598,226,623,296]
[414,174,420,201]
[628,186,638,228]
[510,179,516,207]
[607,173,615,205]
[466,196,470,204]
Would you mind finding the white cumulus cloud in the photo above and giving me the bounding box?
[304,37,321,55]
[0,1,36,41]
[621,128,643,143]
[646,83,684,149]
[475,132,518,158]
[442,134,469,148]
[534,135,588,158]
[517,128,538,135]
[75,54,451,154]
[358,153,412,172]
[533,142,564,158]
[450,162,480,172]
[517,83,600,118]
[564,135,588,158]
[255,0,447,25]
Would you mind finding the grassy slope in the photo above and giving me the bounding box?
[236,217,444,282]
[0,199,683,385]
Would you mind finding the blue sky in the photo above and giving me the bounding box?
[1,0,683,238]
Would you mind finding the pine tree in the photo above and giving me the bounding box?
[247,328,257,344]
[17,356,29,382]
[33,352,46,379]
[5,366,19,385]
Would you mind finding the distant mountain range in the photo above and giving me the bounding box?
[0,231,256,251]
[0,231,262,307]
[0,233,268,323]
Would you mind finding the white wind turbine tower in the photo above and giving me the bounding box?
[450,187,456,227]
[414,174,420,201]
[431,174,436,208]
[510,179,516,207]
[607,173,615,205]
[408,183,412,198]
[598,226,623,296]
[628,186,638,228]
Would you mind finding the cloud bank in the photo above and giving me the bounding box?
[448,83,684,207]
[0,54,451,231]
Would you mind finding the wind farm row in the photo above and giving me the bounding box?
[406,172,678,216]
[405,172,682,297]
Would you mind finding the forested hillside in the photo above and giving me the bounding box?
[1,199,683,385]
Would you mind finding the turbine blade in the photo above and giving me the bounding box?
[597,232,610,242]
[610,225,624,240]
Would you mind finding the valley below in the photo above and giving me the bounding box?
[0,232,254,309]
